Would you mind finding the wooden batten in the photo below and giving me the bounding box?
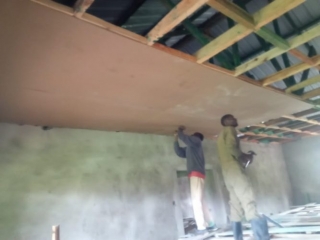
[235,24,320,76]
[262,55,320,86]
[195,0,305,64]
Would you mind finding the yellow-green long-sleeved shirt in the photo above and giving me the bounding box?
[217,126,242,170]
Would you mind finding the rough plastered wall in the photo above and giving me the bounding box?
[241,142,292,215]
[282,137,320,205]
[0,123,291,240]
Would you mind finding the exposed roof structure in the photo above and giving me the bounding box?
[4,0,320,142]
[238,108,320,144]
[1,0,310,137]
[48,0,320,104]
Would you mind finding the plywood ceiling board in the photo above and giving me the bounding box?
[1,1,204,111]
[0,86,160,132]
[150,66,308,128]
[0,0,311,136]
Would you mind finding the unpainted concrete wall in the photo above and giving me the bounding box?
[282,137,320,205]
[241,142,292,215]
[0,124,291,240]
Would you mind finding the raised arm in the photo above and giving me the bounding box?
[174,141,187,158]
[177,129,201,146]
[173,131,186,158]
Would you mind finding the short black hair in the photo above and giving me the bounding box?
[193,132,204,141]
[221,114,233,126]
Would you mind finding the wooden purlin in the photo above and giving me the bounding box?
[285,75,320,93]
[301,87,320,100]
[235,24,320,76]
[241,132,293,140]
[206,0,290,50]
[195,24,252,63]
[263,118,290,126]
[289,49,320,71]
[293,108,320,117]
[252,124,319,136]
[282,115,320,126]
[206,0,255,29]
[245,108,320,143]
[255,27,290,50]
[195,0,305,63]
[262,55,320,86]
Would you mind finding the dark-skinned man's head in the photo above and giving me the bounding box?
[193,132,204,141]
[221,114,238,127]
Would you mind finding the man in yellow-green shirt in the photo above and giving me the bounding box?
[217,114,270,240]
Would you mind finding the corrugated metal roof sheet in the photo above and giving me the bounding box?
[88,0,134,24]
[123,0,168,34]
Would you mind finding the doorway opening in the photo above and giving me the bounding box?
[176,170,216,235]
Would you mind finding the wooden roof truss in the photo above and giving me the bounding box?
[239,108,320,144]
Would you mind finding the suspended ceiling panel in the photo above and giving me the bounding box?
[0,0,311,136]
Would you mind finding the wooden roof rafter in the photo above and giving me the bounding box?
[262,55,320,87]
[238,108,320,143]
[235,24,320,77]
[194,0,305,63]
[239,125,297,143]
[285,75,320,94]
[282,115,320,126]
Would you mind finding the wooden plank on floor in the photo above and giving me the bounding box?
[196,0,305,64]
[262,55,320,86]
[192,235,320,240]
[278,207,306,216]
[147,0,208,45]
[235,23,320,76]
[285,75,320,93]
[52,225,60,240]
[215,226,320,237]
[272,234,320,239]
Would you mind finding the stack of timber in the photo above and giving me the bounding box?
[211,203,320,239]
[179,203,320,239]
